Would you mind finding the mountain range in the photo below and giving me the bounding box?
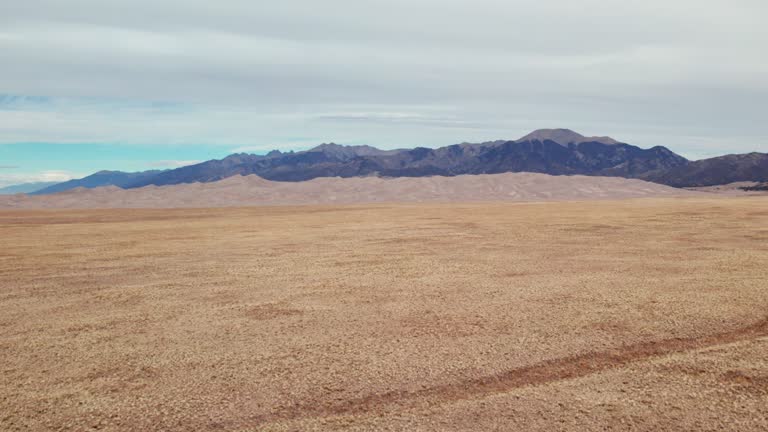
[27,129,768,195]
[33,170,164,195]
[0,181,60,195]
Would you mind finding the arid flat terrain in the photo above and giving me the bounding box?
[0,173,696,209]
[1,197,767,431]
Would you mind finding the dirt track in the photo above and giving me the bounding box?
[1,197,767,430]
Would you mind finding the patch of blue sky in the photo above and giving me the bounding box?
[0,142,224,173]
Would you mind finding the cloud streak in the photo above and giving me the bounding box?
[148,160,201,168]
[0,170,80,188]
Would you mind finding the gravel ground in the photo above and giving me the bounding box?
[1,197,766,430]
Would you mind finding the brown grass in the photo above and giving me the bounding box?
[1,197,767,431]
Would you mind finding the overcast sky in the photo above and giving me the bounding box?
[1,0,767,185]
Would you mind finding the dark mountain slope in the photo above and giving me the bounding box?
[641,152,768,187]
[32,170,164,195]
[38,129,765,193]
[0,181,59,195]
[124,143,395,187]
[122,137,687,187]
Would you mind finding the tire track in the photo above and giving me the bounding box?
[255,316,768,425]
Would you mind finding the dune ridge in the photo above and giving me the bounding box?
[0,172,697,209]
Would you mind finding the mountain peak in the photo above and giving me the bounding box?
[309,142,341,151]
[310,142,378,152]
[308,143,396,159]
[518,129,620,146]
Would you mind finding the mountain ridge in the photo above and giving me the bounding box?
[640,152,768,187]
[517,128,621,146]
[0,181,60,195]
[118,133,687,188]
[26,129,767,194]
[32,170,166,195]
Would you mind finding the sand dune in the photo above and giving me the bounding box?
[0,173,697,209]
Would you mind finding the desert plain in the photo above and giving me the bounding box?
[1,196,767,431]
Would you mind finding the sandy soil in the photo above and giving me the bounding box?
[1,197,767,431]
[0,172,696,209]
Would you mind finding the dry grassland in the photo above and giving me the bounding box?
[1,197,767,431]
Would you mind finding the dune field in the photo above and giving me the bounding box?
[0,173,697,209]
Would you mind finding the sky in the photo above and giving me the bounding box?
[1,0,767,186]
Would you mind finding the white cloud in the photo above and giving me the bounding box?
[148,160,201,168]
[0,0,765,159]
[0,170,80,188]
